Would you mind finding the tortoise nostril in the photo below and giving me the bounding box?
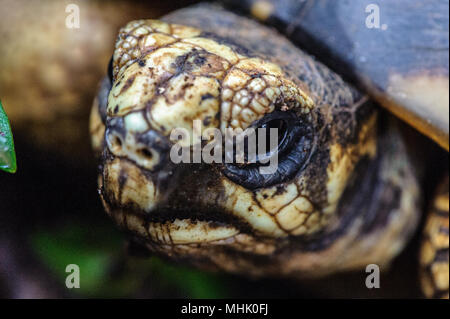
[138,148,153,160]
[109,134,123,154]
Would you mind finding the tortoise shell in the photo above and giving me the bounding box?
[223,0,449,151]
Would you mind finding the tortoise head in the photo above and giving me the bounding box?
[90,19,378,275]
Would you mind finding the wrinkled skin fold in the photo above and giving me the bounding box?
[90,4,421,278]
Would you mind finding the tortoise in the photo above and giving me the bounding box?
[89,1,449,298]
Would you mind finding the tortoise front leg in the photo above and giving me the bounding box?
[420,175,449,298]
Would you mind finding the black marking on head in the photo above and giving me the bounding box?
[97,76,112,124]
[193,55,207,66]
[274,185,287,196]
[203,116,212,126]
[135,130,170,154]
[201,93,214,101]
[173,53,189,74]
[106,116,126,139]
[118,167,127,202]
[171,48,211,75]
[120,75,136,94]
[199,31,258,58]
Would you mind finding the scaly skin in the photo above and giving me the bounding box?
[90,4,420,278]
[420,176,449,299]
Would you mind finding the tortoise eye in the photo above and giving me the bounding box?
[253,111,295,163]
[223,111,313,189]
[234,111,298,164]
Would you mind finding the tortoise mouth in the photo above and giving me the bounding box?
[111,207,245,245]
[144,206,253,244]
[146,218,239,245]
[145,206,249,228]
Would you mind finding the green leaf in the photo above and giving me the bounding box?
[31,221,229,298]
[31,223,127,297]
[0,100,17,173]
[147,256,229,298]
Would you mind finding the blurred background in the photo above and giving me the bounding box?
[0,0,444,298]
